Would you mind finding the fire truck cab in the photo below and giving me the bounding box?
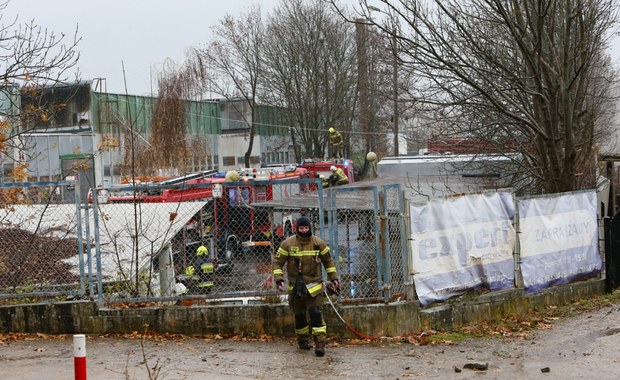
[298,158,355,185]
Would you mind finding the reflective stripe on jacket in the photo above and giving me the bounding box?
[333,168,348,183]
[272,234,337,286]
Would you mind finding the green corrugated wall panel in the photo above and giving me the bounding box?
[131,96,154,132]
[256,104,286,136]
[187,101,221,134]
[91,92,154,134]
[91,92,221,135]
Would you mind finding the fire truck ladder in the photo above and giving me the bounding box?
[157,169,219,186]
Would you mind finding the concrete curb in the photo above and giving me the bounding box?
[0,279,604,337]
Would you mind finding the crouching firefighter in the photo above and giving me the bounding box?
[182,245,214,294]
[272,216,341,357]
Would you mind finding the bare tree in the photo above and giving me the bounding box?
[263,0,359,162]
[354,17,408,177]
[192,5,265,168]
[0,2,80,123]
[0,0,79,187]
[150,64,190,174]
[117,58,213,180]
[337,0,619,194]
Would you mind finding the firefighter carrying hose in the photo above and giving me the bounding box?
[183,245,214,294]
[272,216,341,357]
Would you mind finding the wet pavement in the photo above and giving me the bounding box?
[3,303,620,379]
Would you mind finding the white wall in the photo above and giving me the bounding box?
[217,133,264,170]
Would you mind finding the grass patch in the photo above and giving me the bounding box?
[424,289,620,344]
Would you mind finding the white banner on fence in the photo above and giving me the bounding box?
[410,192,516,306]
[518,191,601,293]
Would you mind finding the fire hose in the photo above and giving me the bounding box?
[324,285,380,341]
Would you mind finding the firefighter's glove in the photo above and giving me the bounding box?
[330,279,341,295]
[276,280,285,292]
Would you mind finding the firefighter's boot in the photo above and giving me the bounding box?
[298,340,311,350]
[314,341,326,357]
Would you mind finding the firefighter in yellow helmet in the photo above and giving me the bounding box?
[328,127,344,159]
[183,244,214,294]
[328,165,348,187]
[273,216,341,357]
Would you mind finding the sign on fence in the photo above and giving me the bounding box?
[410,192,516,306]
[518,191,601,293]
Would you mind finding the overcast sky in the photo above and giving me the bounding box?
[2,0,281,95]
[3,0,620,96]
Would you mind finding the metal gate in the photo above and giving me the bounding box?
[327,184,407,303]
[605,210,620,291]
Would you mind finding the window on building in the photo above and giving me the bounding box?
[223,156,235,166]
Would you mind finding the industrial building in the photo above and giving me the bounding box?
[0,80,293,192]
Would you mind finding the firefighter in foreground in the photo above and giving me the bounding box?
[329,165,348,187]
[272,216,341,357]
[328,127,344,159]
[182,245,214,294]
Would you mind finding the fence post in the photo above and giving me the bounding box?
[604,216,613,292]
[92,189,104,305]
[379,187,391,303]
[159,244,174,297]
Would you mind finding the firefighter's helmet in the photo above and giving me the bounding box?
[329,127,335,134]
[330,165,337,172]
[225,170,240,182]
[196,245,208,256]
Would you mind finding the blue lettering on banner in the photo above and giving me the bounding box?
[417,221,511,263]
[534,221,591,242]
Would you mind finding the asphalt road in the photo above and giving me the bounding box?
[2,303,620,379]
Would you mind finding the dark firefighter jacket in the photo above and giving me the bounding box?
[184,254,214,288]
[272,235,338,289]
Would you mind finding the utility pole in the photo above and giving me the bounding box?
[392,31,399,157]
[355,19,373,178]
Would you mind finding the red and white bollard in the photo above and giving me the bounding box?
[73,334,87,380]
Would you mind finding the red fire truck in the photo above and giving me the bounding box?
[93,166,313,274]
[298,158,355,185]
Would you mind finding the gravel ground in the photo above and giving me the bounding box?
[2,304,620,379]
[0,228,79,290]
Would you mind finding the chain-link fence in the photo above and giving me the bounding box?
[88,178,331,304]
[0,180,85,301]
[1,178,608,308]
[382,184,409,300]
[0,178,408,306]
